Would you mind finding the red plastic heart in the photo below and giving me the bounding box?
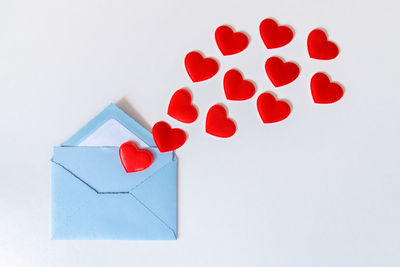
[205,104,236,138]
[184,51,219,82]
[311,72,344,104]
[259,18,293,49]
[152,121,187,152]
[215,25,249,56]
[167,88,198,123]
[223,69,256,101]
[265,57,300,87]
[119,141,154,173]
[257,92,291,123]
[307,29,339,60]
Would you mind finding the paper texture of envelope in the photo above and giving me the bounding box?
[51,104,177,240]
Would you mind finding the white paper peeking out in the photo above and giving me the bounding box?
[78,119,149,148]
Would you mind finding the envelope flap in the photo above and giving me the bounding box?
[52,146,174,193]
[63,104,155,147]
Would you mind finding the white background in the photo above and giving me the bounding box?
[1,0,399,266]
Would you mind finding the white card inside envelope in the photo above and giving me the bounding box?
[78,119,149,147]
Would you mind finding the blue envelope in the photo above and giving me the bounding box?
[51,104,177,240]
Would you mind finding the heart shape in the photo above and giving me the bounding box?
[205,104,236,138]
[259,18,293,49]
[265,57,300,87]
[257,92,291,123]
[215,25,249,56]
[311,72,344,104]
[223,69,256,101]
[119,141,154,173]
[184,51,219,82]
[152,121,187,152]
[168,88,198,123]
[307,29,339,60]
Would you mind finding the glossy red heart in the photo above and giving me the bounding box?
[223,69,256,101]
[184,51,219,82]
[167,88,198,123]
[265,57,300,87]
[257,92,291,123]
[259,18,293,49]
[205,104,236,138]
[119,141,154,173]
[152,121,187,152]
[311,72,344,104]
[307,29,339,60]
[215,25,249,56]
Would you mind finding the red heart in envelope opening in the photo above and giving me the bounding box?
[119,141,154,173]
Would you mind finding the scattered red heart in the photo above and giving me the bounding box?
[223,69,256,101]
[206,104,236,138]
[265,56,300,87]
[215,25,249,56]
[257,92,291,123]
[259,18,293,49]
[119,141,153,173]
[184,51,219,82]
[152,121,187,152]
[311,72,344,104]
[168,88,198,123]
[307,29,339,60]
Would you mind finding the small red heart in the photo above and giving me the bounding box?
[206,104,236,138]
[257,92,291,123]
[259,18,293,49]
[307,29,339,60]
[265,57,300,87]
[184,51,219,82]
[167,88,198,123]
[311,72,344,104]
[223,69,256,101]
[119,141,154,173]
[152,121,187,152]
[215,25,249,56]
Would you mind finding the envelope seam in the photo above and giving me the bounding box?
[129,193,177,239]
[51,160,130,194]
[128,161,173,192]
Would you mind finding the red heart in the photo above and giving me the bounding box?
[119,141,154,173]
[223,69,256,101]
[152,121,187,152]
[184,51,219,82]
[307,29,339,60]
[206,104,236,138]
[259,18,293,49]
[215,25,249,56]
[167,88,198,123]
[257,92,291,123]
[311,72,344,104]
[265,57,300,87]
